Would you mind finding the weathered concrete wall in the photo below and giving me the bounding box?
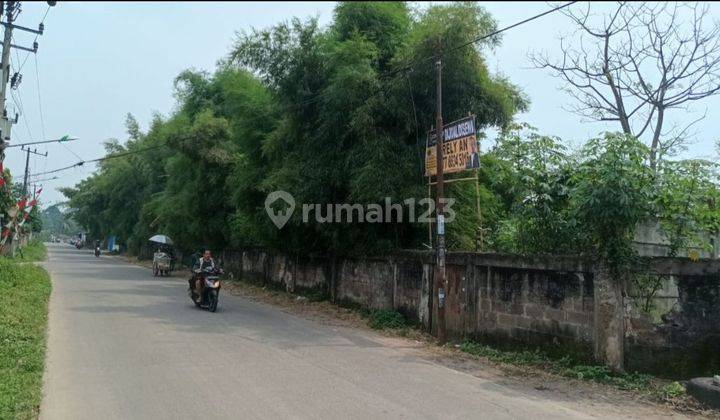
[220,248,719,376]
[221,250,328,294]
[221,250,430,322]
[625,272,720,377]
[427,262,595,359]
[634,220,719,259]
[336,259,395,310]
[224,249,601,358]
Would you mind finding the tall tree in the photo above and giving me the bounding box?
[532,2,720,169]
[231,1,527,254]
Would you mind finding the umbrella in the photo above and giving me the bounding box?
[149,234,173,245]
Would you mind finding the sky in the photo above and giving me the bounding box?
[3,1,719,205]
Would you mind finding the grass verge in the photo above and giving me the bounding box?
[460,341,653,391]
[14,240,47,263]
[0,257,52,419]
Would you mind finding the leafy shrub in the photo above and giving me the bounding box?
[660,381,685,399]
[368,309,407,329]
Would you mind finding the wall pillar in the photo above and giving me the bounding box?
[593,264,625,372]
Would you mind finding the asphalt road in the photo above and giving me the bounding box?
[39,244,650,420]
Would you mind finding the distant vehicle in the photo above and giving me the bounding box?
[94,246,101,257]
[153,250,171,277]
[149,235,175,277]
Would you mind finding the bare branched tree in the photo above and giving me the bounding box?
[531,2,720,170]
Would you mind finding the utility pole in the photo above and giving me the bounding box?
[0,1,54,161]
[434,55,447,344]
[0,1,17,162]
[21,146,46,196]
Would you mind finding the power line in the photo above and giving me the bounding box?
[280,1,578,111]
[33,54,45,144]
[9,81,32,140]
[8,42,37,174]
[32,50,67,169]
[27,5,52,173]
[8,60,46,177]
[29,143,167,178]
[15,4,50,75]
[455,3,577,54]
[0,1,54,191]
[13,39,83,163]
[29,162,75,177]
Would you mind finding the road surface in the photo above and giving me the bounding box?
[39,244,668,419]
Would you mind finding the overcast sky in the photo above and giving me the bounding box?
[4,1,720,205]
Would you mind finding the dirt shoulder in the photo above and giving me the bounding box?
[121,254,716,418]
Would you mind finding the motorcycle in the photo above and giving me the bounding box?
[94,246,101,258]
[189,265,222,312]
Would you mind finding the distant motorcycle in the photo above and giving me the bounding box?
[94,246,101,258]
[189,265,222,312]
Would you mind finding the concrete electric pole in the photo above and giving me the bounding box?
[0,0,53,163]
[434,55,447,344]
[21,145,46,196]
[0,1,18,163]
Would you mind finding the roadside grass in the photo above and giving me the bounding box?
[13,240,47,263]
[0,257,52,419]
[460,340,656,392]
[456,341,710,411]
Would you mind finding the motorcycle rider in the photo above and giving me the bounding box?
[191,250,218,304]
